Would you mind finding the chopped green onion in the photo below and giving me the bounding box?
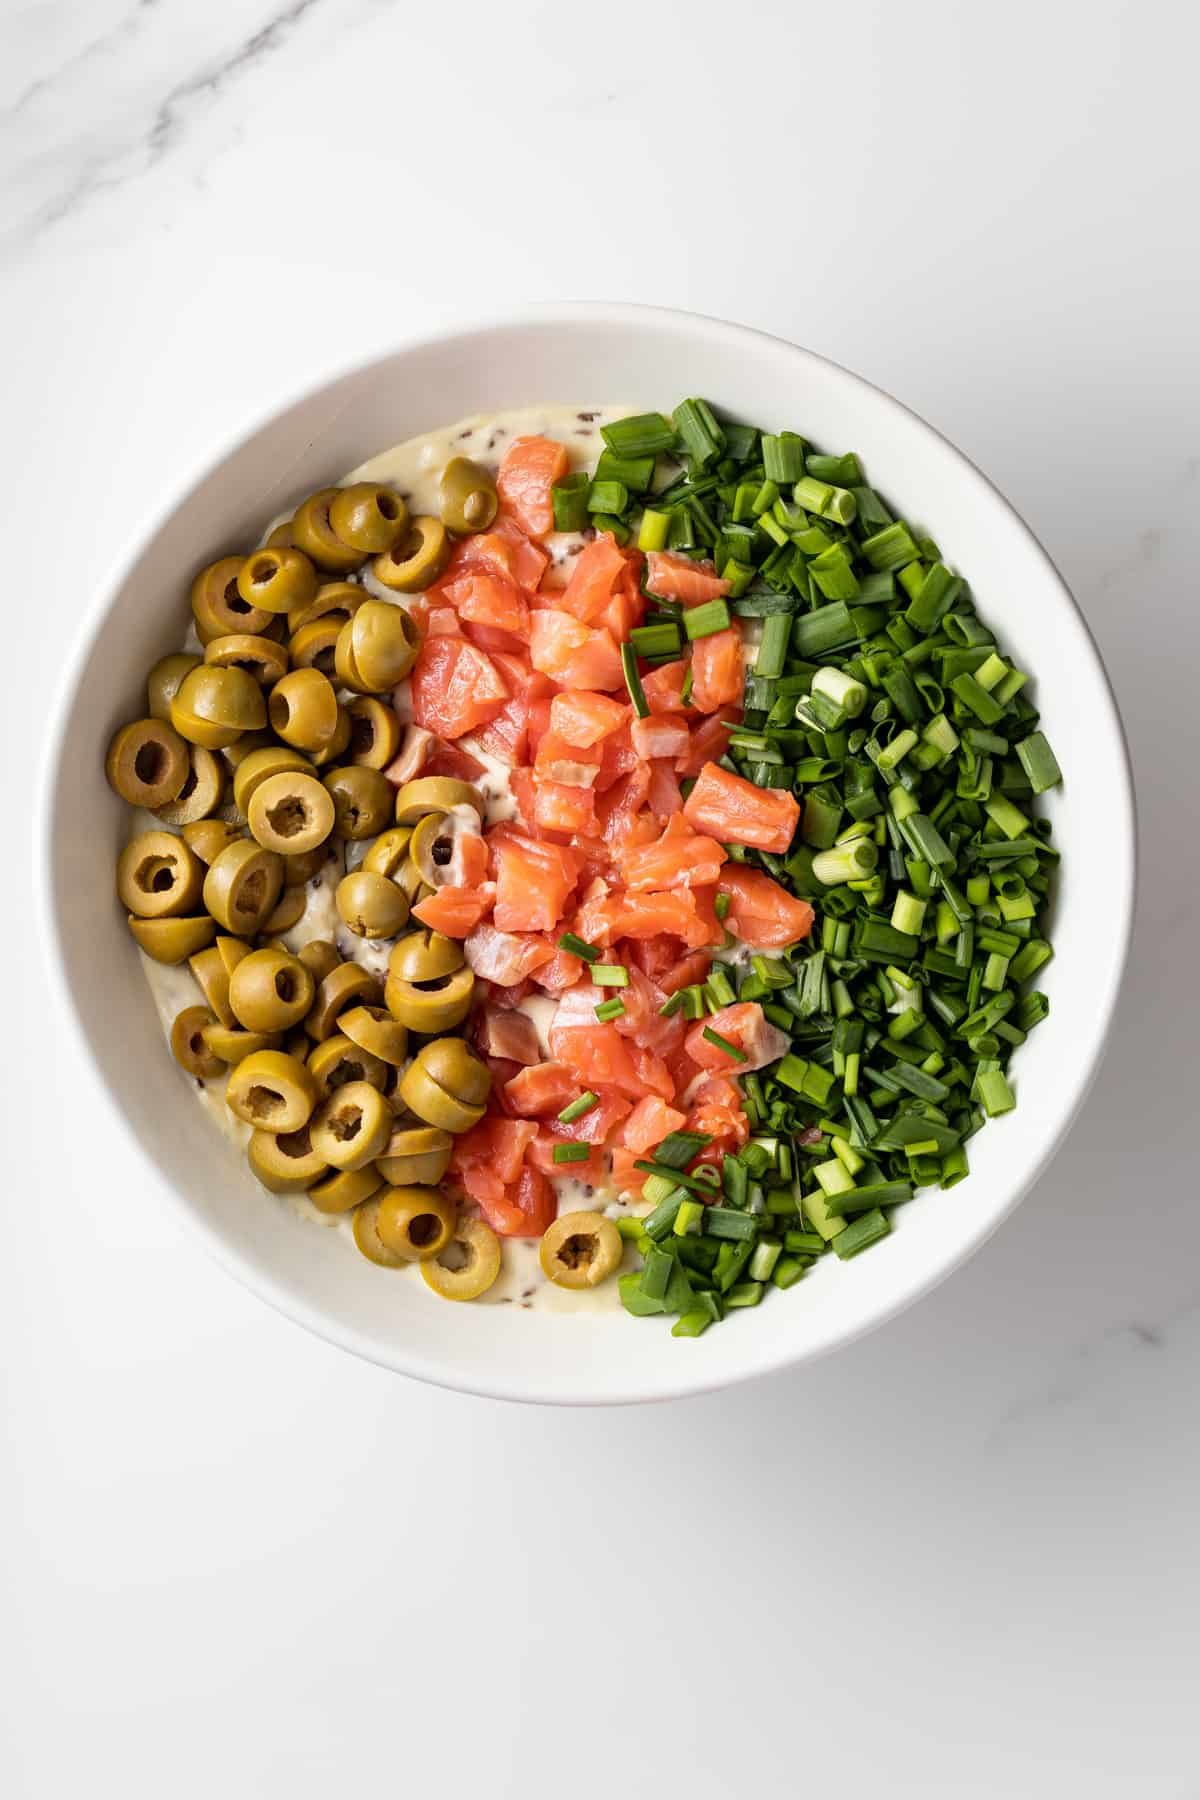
[587,478,628,516]
[552,1142,591,1165]
[601,411,677,457]
[684,598,732,640]
[620,641,650,719]
[551,472,590,532]
[591,964,629,988]
[557,1091,599,1124]
[701,1027,748,1063]
[630,621,681,659]
[594,997,626,1022]
[558,932,600,963]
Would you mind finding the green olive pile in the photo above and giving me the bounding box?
[105,463,511,1303]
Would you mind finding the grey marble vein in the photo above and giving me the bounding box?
[4,0,164,123]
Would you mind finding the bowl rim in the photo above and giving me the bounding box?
[35,302,1137,1405]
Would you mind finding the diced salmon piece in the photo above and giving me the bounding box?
[716,865,815,949]
[476,694,528,764]
[503,1061,580,1117]
[615,813,728,893]
[684,1001,790,1073]
[683,761,800,853]
[610,1146,650,1194]
[454,517,549,591]
[412,883,495,938]
[526,1135,606,1186]
[496,435,570,540]
[631,714,690,760]
[676,714,736,778]
[423,743,487,782]
[690,626,744,712]
[464,923,556,987]
[478,1161,558,1237]
[477,1008,540,1067]
[450,1114,538,1212]
[558,533,631,625]
[443,573,530,639]
[620,1096,689,1156]
[593,721,640,793]
[533,730,603,786]
[528,944,587,993]
[573,883,722,952]
[410,636,510,739]
[644,550,731,604]
[529,611,624,691]
[646,758,683,819]
[533,780,598,836]
[490,826,583,934]
[642,660,689,714]
[686,1074,750,1153]
[553,1091,632,1146]
[627,941,712,996]
[549,691,629,748]
[595,764,651,844]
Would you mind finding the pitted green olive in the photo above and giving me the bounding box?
[329,483,409,553]
[339,1004,407,1068]
[182,818,242,865]
[202,839,284,935]
[228,947,315,1033]
[539,1212,623,1289]
[372,515,449,592]
[171,664,266,749]
[308,707,353,769]
[362,826,412,878]
[191,556,277,643]
[188,942,238,1027]
[247,1125,329,1194]
[334,600,421,694]
[106,718,190,808]
[388,928,464,983]
[385,962,474,1034]
[421,1216,502,1300]
[392,776,484,826]
[204,633,289,687]
[260,886,307,936]
[439,457,499,535]
[376,1186,458,1261]
[215,936,252,976]
[247,769,335,855]
[306,961,381,1041]
[323,765,393,840]
[236,546,319,616]
[335,869,410,939]
[409,809,482,889]
[117,830,204,919]
[266,520,293,548]
[128,914,216,963]
[226,1049,319,1132]
[375,1124,452,1187]
[170,1005,225,1080]
[147,652,202,721]
[288,580,364,636]
[306,1033,388,1097]
[287,617,342,676]
[394,858,433,906]
[296,938,340,985]
[154,745,225,826]
[232,745,312,815]
[201,1024,283,1064]
[352,1193,408,1264]
[291,489,367,574]
[348,697,402,769]
[309,1080,392,1171]
[312,1166,383,1217]
[220,728,276,771]
[396,1037,490,1134]
[267,667,340,752]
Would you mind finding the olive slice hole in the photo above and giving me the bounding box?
[559,1233,598,1271]
[247,1084,285,1120]
[265,796,308,838]
[329,1107,363,1143]
[408,1212,441,1248]
[249,556,277,587]
[235,871,266,915]
[136,855,178,894]
[277,1127,312,1161]
[274,971,296,1002]
[328,1060,364,1089]
[436,1237,472,1272]
[134,742,166,784]
[223,578,251,616]
[377,493,400,520]
[349,718,375,756]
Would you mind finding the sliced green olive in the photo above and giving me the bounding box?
[247,1125,329,1194]
[188,942,237,1026]
[291,489,367,574]
[220,728,276,771]
[288,579,365,636]
[171,664,266,750]
[376,1186,457,1261]
[284,845,330,888]
[348,697,402,770]
[287,617,342,676]
[246,769,335,855]
[375,1124,452,1187]
[394,857,433,906]
[225,1049,318,1131]
[203,633,289,687]
[106,718,190,808]
[128,914,216,963]
[335,869,410,939]
[323,765,393,840]
[231,745,312,815]
[170,1005,225,1080]
[392,776,484,826]
[329,483,409,553]
[388,928,465,983]
[260,886,307,935]
[147,652,202,721]
[306,961,381,1041]
[339,1004,407,1067]
[236,546,319,616]
[201,1024,283,1065]
[306,1033,388,1097]
[362,826,412,878]
[372,515,449,592]
[267,667,340,753]
[334,601,421,694]
[117,830,203,919]
[202,839,284,935]
[352,1194,408,1264]
[296,938,340,985]
[228,946,315,1033]
[439,456,499,535]
[182,818,242,865]
[215,936,252,976]
[311,1165,382,1217]
[191,556,277,644]
[265,519,293,548]
[421,1216,502,1300]
[154,744,225,826]
[307,706,353,769]
[309,1080,392,1171]
[385,963,474,1034]
[408,809,482,889]
[396,1037,490,1134]
[539,1212,623,1289]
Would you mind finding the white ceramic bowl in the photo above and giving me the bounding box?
[39,306,1135,1405]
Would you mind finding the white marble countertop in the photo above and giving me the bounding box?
[3,2,1198,1795]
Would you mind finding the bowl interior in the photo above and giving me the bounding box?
[43,309,1134,1403]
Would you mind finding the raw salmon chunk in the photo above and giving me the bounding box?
[496,436,570,540]
[682,760,800,852]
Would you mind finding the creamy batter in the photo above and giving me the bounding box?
[138,404,648,1311]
